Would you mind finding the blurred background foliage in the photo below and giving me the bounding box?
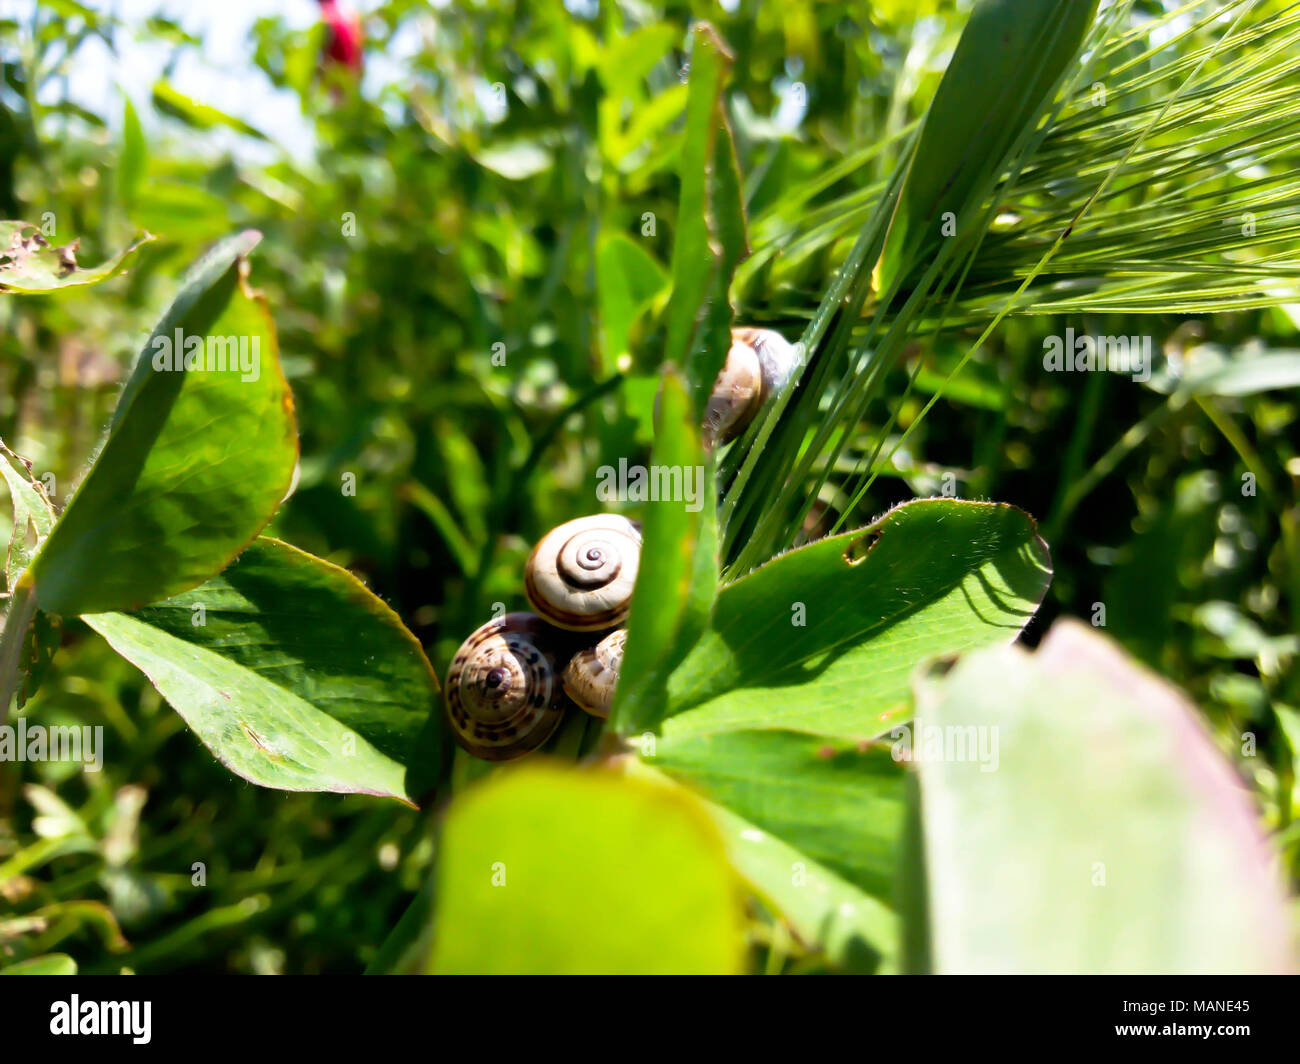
[1,0,1296,972]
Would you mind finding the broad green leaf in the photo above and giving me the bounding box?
[705,796,898,974]
[0,221,152,294]
[27,231,298,616]
[655,729,904,903]
[428,763,746,974]
[596,232,668,374]
[873,0,1098,293]
[910,620,1297,974]
[0,954,77,975]
[664,499,1052,738]
[611,370,717,735]
[650,731,905,972]
[83,537,442,803]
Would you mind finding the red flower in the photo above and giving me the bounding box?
[318,0,363,75]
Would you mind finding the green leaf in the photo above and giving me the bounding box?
[428,763,746,974]
[651,730,905,971]
[610,370,717,735]
[655,730,904,902]
[595,24,678,99]
[0,442,60,709]
[704,795,898,973]
[152,80,267,140]
[82,537,442,803]
[873,0,1098,293]
[664,499,1052,738]
[0,953,78,975]
[596,232,668,374]
[0,221,152,294]
[120,95,146,209]
[27,231,298,616]
[0,440,54,593]
[663,22,749,418]
[608,23,751,735]
[909,620,1297,974]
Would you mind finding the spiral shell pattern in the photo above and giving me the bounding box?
[562,628,627,719]
[524,514,642,631]
[445,612,565,761]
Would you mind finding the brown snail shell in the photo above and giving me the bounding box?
[704,327,800,447]
[703,335,764,448]
[524,514,642,632]
[562,628,626,719]
[445,612,566,761]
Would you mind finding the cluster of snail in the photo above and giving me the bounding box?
[445,514,641,761]
[444,327,797,762]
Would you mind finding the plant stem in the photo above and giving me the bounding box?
[0,575,37,729]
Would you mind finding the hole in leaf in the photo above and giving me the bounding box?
[842,530,882,566]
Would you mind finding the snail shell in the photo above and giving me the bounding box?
[562,628,626,719]
[445,612,566,761]
[734,326,799,397]
[703,335,764,447]
[704,327,800,446]
[524,514,642,632]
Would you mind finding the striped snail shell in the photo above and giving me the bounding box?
[445,612,566,761]
[703,327,799,447]
[524,514,642,632]
[562,628,626,719]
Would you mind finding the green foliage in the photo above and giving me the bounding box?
[0,221,150,294]
[612,369,715,734]
[0,952,77,974]
[0,0,1296,976]
[662,500,1051,737]
[26,232,296,616]
[427,763,746,974]
[84,537,443,804]
[873,0,1100,293]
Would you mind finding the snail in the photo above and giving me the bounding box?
[444,612,567,761]
[703,327,800,447]
[562,628,626,719]
[524,514,642,632]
